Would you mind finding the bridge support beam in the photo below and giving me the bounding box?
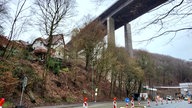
[124,23,133,57]
[107,17,115,48]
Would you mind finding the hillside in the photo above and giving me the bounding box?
[1,48,192,107]
[134,49,192,86]
[0,57,111,107]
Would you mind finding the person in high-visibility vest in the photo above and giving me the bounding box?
[113,97,117,108]
[0,98,5,108]
[188,97,190,104]
[83,97,88,108]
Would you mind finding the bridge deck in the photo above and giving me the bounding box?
[67,0,168,47]
[97,0,168,30]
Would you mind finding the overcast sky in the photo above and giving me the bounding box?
[75,0,192,61]
[6,0,192,61]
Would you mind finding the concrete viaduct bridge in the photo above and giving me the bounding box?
[67,0,168,56]
[95,0,168,57]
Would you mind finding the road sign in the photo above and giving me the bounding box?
[22,76,28,88]
[19,76,28,107]
[125,98,130,103]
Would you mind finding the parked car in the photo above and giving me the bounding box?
[184,97,188,101]
[166,95,173,100]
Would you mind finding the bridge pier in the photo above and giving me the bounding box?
[124,23,133,58]
[107,17,115,48]
[107,17,133,57]
[96,0,168,58]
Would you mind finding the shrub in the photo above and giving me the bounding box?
[2,101,14,108]
[66,96,76,103]
[54,65,60,75]
[61,67,69,72]
[47,58,62,74]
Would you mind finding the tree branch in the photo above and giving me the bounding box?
[139,0,185,31]
[138,27,192,43]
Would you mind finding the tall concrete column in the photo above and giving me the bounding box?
[107,17,115,48]
[124,23,133,57]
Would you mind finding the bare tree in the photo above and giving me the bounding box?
[90,0,116,9]
[0,0,8,34]
[33,0,75,64]
[1,0,29,58]
[33,0,75,97]
[91,0,113,6]
[136,0,192,42]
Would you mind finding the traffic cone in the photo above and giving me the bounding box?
[113,97,117,108]
[166,98,168,104]
[131,98,134,108]
[83,97,88,108]
[131,102,134,108]
[161,99,163,105]
[0,98,5,108]
[126,102,129,108]
[138,101,140,106]
[155,99,158,106]
[147,98,150,107]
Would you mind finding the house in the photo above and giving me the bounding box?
[48,34,65,59]
[180,83,192,97]
[0,35,9,50]
[16,40,29,47]
[0,35,29,49]
[31,34,66,60]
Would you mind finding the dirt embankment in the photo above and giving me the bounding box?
[14,61,111,107]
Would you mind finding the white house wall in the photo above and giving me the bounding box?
[54,45,64,59]
[179,83,192,96]
[32,40,47,50]
[32,35,65,59]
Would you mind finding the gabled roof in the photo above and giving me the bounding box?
[32,37,47,45]
[46,34,65,45]
[32,34,65,54]
[32,34,65,46]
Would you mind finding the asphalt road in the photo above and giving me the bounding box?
[34,100,192,108]
[145,100,192,108]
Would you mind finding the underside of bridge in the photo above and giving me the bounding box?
[97,0,168,30]
[66,0,168,54]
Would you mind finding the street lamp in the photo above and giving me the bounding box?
[92,60,94,101]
